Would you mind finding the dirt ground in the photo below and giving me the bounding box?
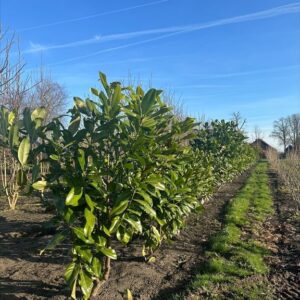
[267,170,300,300]
[182,169,300,300]
[0,168,299,300]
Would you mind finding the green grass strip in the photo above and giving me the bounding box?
[191,162,274,297]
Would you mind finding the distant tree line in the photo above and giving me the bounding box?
[271,113,300,152]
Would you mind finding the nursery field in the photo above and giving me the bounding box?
[0,162,299,300]
[1,0,300,298]
[0,76,299,299]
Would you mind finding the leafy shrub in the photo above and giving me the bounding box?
[192,120,256,186]
[0,72,256,299]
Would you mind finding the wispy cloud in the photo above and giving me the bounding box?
[48,31,193,66]
[27,1,300,56]
[176,84,232,89]
[192,65,300,79]
[28,42,47,52]
[66,55,183,67]
[17,0,169,32]
[232,96,300,110]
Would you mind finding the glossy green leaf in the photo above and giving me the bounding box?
[151,226,161,242]
[99,72,110,95]
[124,217,142,233]
[66,187,83,206]
[84,208,96,237]
[31,107,47,122]
[64,261,79,285]
[134,199,156,218]
[116,228,132,244]
[68,116,81,135]
[76,246,93,264]
[84,194,95,211]
[71,279,77,300]
[90,87,99,96]
[110,199,129,217]
[32,180,47,191]
[99,247,117,260]
[91,257,102,278]
[145,177,165,191]
[79,269,93,298]
[18,137,31,166]
[73,227,94,244]
[109,216,121,233]
[141,89,157,114]
[8,111,16,125]
[137,190,152,205]
[64,207,74,223]
[78,149,85,171]
[86,99,99,115]
[121,107,138,118]
[50,154,59,160]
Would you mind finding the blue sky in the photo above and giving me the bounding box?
[1,0,300,148]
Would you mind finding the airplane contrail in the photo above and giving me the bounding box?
[47,2,300,66]
[16,0,169,32]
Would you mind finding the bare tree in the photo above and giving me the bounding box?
[162,89,186,120]
[287,114,300,150]
[0,32,29,113]
[254,125,264,141]
[1,30,67,120]
[271,117,290,152]
[0,30,28,208]
[231,112,246,132]
[27,68,68,123]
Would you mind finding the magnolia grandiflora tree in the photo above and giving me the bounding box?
[29,73,200,299]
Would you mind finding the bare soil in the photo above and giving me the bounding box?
[267,170,300,300]
[0,172,251,300]
[2,168,298,300]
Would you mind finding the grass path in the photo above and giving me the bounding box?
[176,162,275,299]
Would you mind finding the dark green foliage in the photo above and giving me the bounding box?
[192,120,257,186]
[0,73,256,299]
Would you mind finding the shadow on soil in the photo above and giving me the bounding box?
[0,278,65,299]
[0,215,70,264]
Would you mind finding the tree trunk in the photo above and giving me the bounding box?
[91,248,111,298]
